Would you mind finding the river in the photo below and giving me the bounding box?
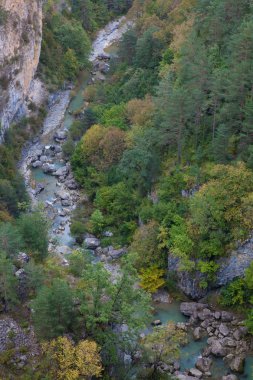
[20,17,253,380]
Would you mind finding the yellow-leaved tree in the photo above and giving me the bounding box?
[41,336,102,380]
[139,265,165,293]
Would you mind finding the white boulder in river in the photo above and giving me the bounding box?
[55,190,70,200]
[85,237,101,249]
[42,163,56,173]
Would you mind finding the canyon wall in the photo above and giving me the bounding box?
[0,0,43,141]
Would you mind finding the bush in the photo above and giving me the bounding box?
[0,6,8,26]
[220,279,246,307]
[70,220,86,242]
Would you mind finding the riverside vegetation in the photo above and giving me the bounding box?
[0,0,253,379]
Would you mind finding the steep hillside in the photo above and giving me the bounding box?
[0,0,43,141]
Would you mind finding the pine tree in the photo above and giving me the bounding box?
[32,279,74,339]
[0,251,18,311]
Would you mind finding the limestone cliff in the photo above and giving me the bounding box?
[168,236,253,300]
[0,0,43,141]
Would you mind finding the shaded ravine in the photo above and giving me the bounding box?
[19,17,253,380]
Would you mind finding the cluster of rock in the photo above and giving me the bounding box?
[89,53,111,84]
[174,302,252,379]
[24,136,81,235]
[0,252,30,311]
[0,317,38,369]
[84,235,127,262]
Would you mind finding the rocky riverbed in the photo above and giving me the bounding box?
[19,17,133,264]
[149,300,253,380]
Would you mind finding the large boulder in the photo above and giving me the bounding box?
[32,160,42,168]
[65,179,78,190]
[16,252,29,267]
[152,320,162,326]
[207,338,227,357]
[54,131,67,140]
[219,323,230,336]
[54,166,69,177]
[61,199,72,207]
[193,327,205,341]
[233,327,248,341]
[221,311,234,322]
[108,246,127,260]
[85,237,100,250]
[189,368,203,378]
[55,245,72,255]
[195,357,212,373]
[180,302,208,317]
[39,155,49,162]
[34,183,45,195]
[42,163,56,174]
[197,308,213,321]
[221,337,237,348]
[44,145,54,155]
[152,290,172,304]
[52,145,62,153]
[55,190,69,200]
[228,355,245,373]
[177,375,199,380]
[15,268,25,278]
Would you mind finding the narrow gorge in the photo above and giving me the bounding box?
[0,1,253,379]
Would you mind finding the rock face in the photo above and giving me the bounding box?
[168,235,253,299]
[0,0,43,141]
[216,236,253,286]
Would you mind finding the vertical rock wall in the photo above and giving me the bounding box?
[0,0,43,141]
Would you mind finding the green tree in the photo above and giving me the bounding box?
[78,259,151,366]
[155,75,192,163]
[18,211,48,261]
[54,20,91,65]
[24,260,45,295]
[140,322,187,379]
[0,251,18,311]
[130,221,164,269]
[101,103,127,130]
[246,309,253,334]
[220,278,246,307]
[72,0,97,32]
[118,28,137,65]
[0,222,23,259]
[95,182,138,241]
[63,49,79,80]
[0,179,19,216]
[68,250,90,277]
[89,210,106,236]
[135,27,164,70]
[245,262,253,291]
[117,134,158,193]
[32,279,74,339]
